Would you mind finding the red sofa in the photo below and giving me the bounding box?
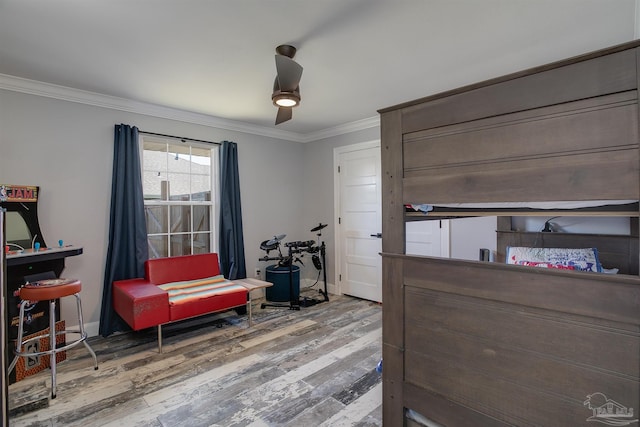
[112,253,248,352]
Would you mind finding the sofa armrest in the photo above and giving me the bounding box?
[113,278,170,330]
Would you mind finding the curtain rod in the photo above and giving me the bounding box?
[138,130,221,146]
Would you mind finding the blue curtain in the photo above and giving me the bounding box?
[218,141,246,279]
[99,124,148,337]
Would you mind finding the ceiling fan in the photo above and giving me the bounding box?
[272,44,303,125]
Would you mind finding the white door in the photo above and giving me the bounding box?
[406,220,450,257]
[335,141,382,302]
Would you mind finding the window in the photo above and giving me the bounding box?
[141,136,219,258]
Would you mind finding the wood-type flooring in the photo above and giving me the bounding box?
[8,292,382,426]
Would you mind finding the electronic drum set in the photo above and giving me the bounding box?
[259,223,329,310]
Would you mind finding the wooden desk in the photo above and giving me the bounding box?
[234,278,273,326]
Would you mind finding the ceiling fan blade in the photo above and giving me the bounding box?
[275,107,292,125]
[275,55,303,92]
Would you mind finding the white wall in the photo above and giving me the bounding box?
[300,128,380,289]
[450,217,498,261]
[0,89,306,336]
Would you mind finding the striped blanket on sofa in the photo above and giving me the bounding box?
[158,275,246,305]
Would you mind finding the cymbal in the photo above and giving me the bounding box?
[260,239,278,251]
[266,234,286,246]
[310,223,327,232]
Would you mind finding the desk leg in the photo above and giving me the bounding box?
[247,293,253,327]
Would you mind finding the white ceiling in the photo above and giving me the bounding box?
[0,0,637,140]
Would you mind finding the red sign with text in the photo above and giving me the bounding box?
[0,184,39,203]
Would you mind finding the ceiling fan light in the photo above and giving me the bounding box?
[272,92,300,108]
[275,98,297,107]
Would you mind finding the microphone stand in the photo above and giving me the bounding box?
[313,226,328,302]
[288,245,300,309]
[299,231,329,306]
[318,240,329,302]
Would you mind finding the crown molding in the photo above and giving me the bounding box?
[0,73,379,143]
[300,116,380,143]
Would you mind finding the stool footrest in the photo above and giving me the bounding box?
[14,329,89,358]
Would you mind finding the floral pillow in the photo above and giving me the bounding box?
[506,247,602,272]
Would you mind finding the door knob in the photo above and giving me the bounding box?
[370,233,382,238]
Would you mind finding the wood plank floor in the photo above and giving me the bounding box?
[8,292,382,426]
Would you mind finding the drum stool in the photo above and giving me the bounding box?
[8,278,98,399]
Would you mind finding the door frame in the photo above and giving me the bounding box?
[333,140,381,297]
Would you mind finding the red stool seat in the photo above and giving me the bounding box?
[20,278,82,301]
[8,278,98,399]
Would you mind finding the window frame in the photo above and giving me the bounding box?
[139,134,220,258]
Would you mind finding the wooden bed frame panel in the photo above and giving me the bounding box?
[399,255,640,426]
[379,40,640,426]
[400,46,637,134]
[380,108,406,423]
[403,91,638,173]
[402,91,639,204]
[404,149,638,204]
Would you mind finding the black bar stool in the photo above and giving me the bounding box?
[7,278,98,399]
